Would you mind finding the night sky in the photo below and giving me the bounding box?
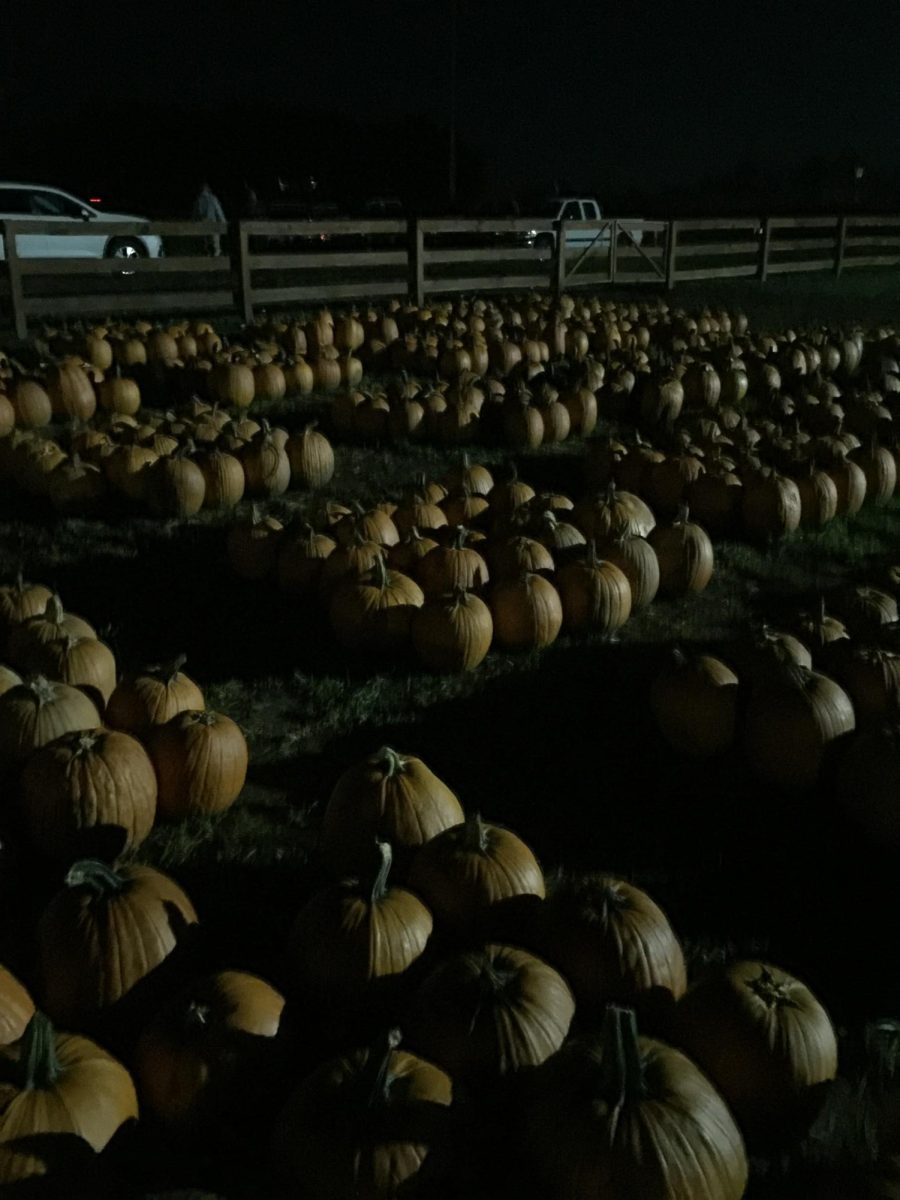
[3,0,900,214]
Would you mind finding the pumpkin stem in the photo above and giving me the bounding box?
[157,653,188,684]
[370,840,393,903]
[452,525,468,550]
[26,675,57,707]
[361,1028,402,1108]
[376,746,406,779]
[45,594,65,626]
[746,966,798,1009]
[184,1001,212,1031]
[597,1005,646,1107]
[461,811,489,853]
[373,553,390,591]
[74,730,100,756]
[64,858,128,897]
[19,1012,63,1091]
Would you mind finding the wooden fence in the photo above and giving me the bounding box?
[2,213,899,338]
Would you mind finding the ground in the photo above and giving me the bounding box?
[1,271,899,1197]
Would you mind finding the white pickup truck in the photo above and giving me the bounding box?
[523,197,644,258]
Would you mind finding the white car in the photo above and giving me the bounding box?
[0,184,163,260]
[524,197,644,257]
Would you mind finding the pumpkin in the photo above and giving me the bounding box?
[408,812,545,938]
[321,746,464,878]
[532,876,686,1022]
[99,368,141,416]
[796,463,839,528]
[199,447,245,509]
[37,860,198,1030]
[106,443,157,501]
[271,1029,452,1200]
[148,709,248,820]
[852,441,896,505]
[7,594,96,672]
[10,380,52,428]
[556,547,631,635]
[524,1006,748,1200]
[0,677,100,771]
[253,361,286,401]
[674,961,838,1145]
[442,452,494,497]
[134,970,284,1132]
[741,471,802,540]
[276,525,336,596]
[573,483,656,540]
[826,457,867,516]
[330,556,424,654]
[287,840,432,1015]
[648,507,714,596]
[412,588,493,673]
[318,535,385,601]
[0,665,21,697]
[0,1012,138,1185]
[286,423,335,489]
[651,649,738,757]
[743,664,855,791]
[226,507,284,581]
[486,468,535,518]
[686,469,743,536]
[21,728,157,861]
[595,530,660,610]
[0,578,52,651]
[387,528,440,576]
[837,584,898,633]
[822,643,900,724]
[537,510,587,563]
[211,362,255,408]
[488,535,555,581]
[46,363,96,421]
[490,572,562,650]
[836,719,900,847]
[0,967,33,1047]
[796,598,849,653]
[335,504,401,549]
[416,527,489,598]
[105,655,204,738]
[242,424,291,498]
[404,944,573,1081]
[147,449,205,518]
[31,635,117,710]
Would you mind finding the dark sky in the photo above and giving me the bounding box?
[3,0,900,209]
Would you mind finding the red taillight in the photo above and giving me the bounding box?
[89,197,102,204]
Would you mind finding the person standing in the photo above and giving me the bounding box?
[192,182,226,255]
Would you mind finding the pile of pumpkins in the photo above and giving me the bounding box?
[0,577,249,858]
[225,455,715,671]
[0,325,337,518]
[0,739,848,1198]
[650,583,900,838]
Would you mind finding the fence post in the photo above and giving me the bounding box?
[552,220,568,296]
[609,220,618,285]
[834,215,848,278]
[232,222,253,326]
[664,220,678,290]
[758,217,772,283]
[408,218,424,307]
[2,223,27,341]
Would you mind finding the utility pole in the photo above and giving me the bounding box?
[449,0,458,211]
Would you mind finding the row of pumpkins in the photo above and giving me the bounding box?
[651,585,900,835]
[225,457,715,670]
[0,730,857,1198]
[0,580,249,859]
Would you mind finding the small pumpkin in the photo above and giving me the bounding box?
[105,654,204,738]
[0,676,100,771]
[650,648,738,757]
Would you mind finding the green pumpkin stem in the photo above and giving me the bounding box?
[373,553,390,591]
[370,841,393,903]
[597,1005,646,1107]
[461,811,489,853]
[65,859,128,897]
[362,1028,402,1108]
[20,1012,63,1091]
[452,525,468,550]
[377,746,406,779]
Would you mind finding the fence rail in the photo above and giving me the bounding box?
[2,213,900,337]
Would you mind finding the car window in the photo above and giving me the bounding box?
[0,189,33,215]
[581,202,598,219]
[561,201,581,221]
[30,190,85,218]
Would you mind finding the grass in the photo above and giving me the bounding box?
[3,279,900,1196]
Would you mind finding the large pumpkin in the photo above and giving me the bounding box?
[743,665,855,790]
[416,527,489,598]
[147,450,205,518]
[321,747,463,878]
[404,944,573,1082]
[651,649,738,757]
[0,1012,138,1185]
[674,961,838,1145]
[31,635,117,711]
[524,1006,748,1200]
[572,483,656,540]
[7,594,96,672]
[286,423,335,489]
[21,728,157,861]
[286,841,432,1014]
[556,548,631,635]
[412,588,493,672]
[490,572,562,650]
[531,875,687,1023]
[0,677,100,771]
[329,557,424,654]
[0,578,52,652]
[105,655,204,738]
[134,970,284,1133]
[408,812,545,939]
[648,507,714,596]
[148,709,248,820]
[595,530,660,610]
[271,1029,453,1200]
[276,525,336,596]
[37,860,198,1030]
